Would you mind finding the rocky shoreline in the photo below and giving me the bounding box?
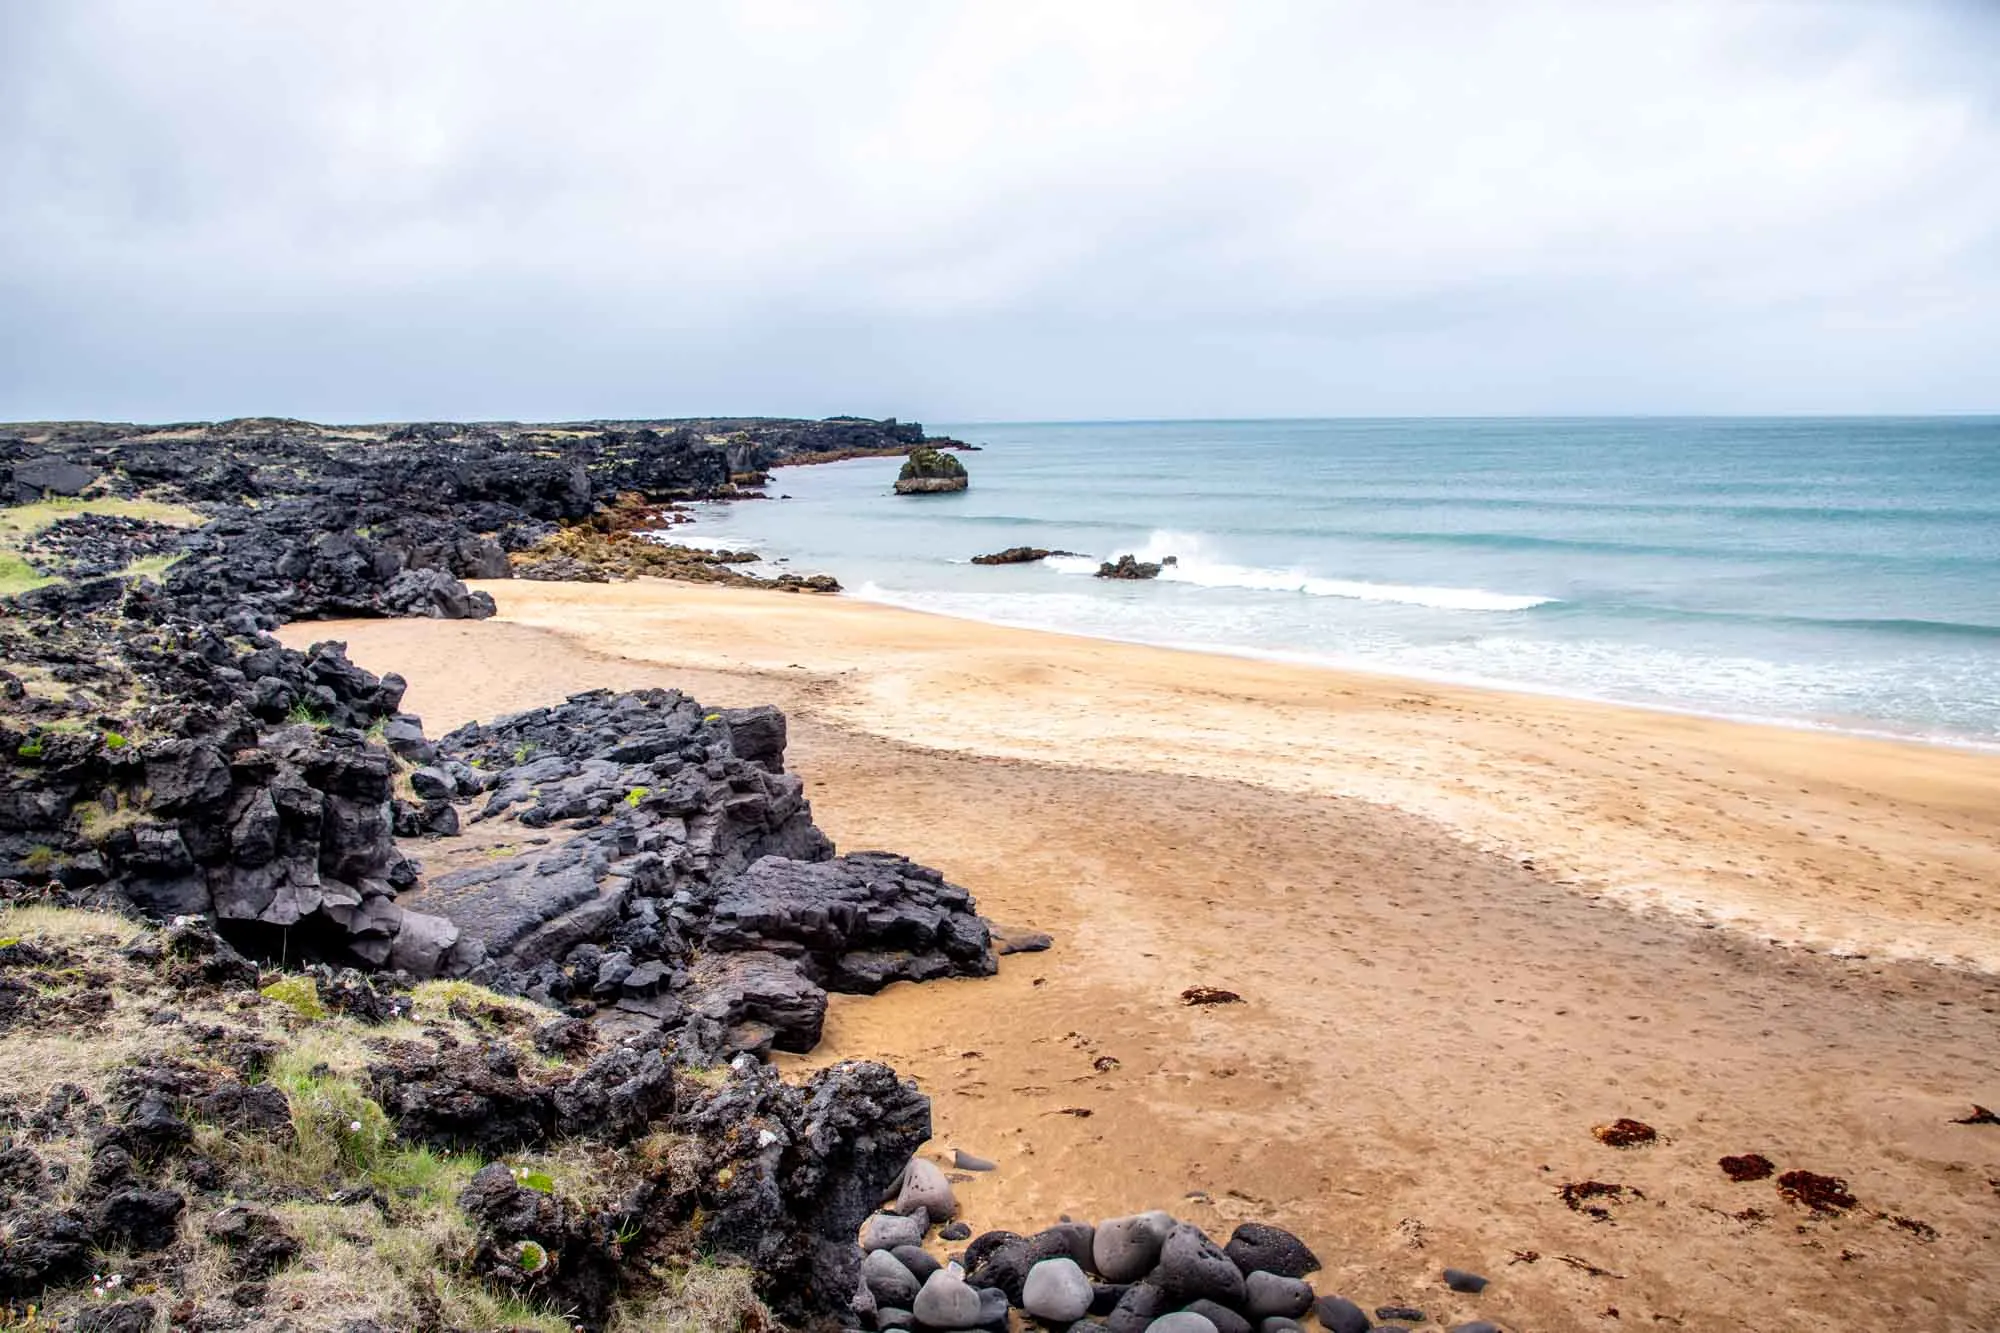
[1,415,1527,1330]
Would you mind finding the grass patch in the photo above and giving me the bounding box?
[118,552,181,581]
[409,978,550,1028]
[285,702,332,728]
[0,497,205,597]
[0,552,55,597]
[268,1039,395,1180]
[76,794,151,844]
[263,1199,578,1333]
[0,496,205,541]
[369,1143,485,1207]
[0,904,147,947]
[606,1260,766,1333]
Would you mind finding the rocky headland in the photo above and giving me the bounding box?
[0,415,958,1328]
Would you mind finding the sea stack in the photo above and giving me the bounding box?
[894,446,970,494]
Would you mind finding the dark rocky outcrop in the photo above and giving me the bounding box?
[9,455,100,502]
[413,688,999,1061]
[20,512,187,579]
[1096,554,1174,580]
[894,447,970,495]
[0,907,937,1329]
[970,546,1084,565]
[0,413,1017,1330]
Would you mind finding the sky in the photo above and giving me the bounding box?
[2,1,1997,423]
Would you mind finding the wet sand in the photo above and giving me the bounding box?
[287,579,2000,1331]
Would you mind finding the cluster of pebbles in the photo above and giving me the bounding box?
[855,1158,1501,1333]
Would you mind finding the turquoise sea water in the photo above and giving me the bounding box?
[683,418,2000,747]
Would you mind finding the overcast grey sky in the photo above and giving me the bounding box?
[3,1,1997,422]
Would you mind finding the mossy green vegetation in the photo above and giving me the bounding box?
[0,903,770,1333]
[260,974,330,1021]
[0,553,54,597]
[0,496,206,598]
[896,446,968,481]
[118,552,182,581]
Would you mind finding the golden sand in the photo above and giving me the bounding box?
[288,578,2000,1331]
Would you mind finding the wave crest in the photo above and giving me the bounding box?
[1048,530,1556,612]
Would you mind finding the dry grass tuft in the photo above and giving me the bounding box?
[607,1260,767,1333]
[409,977,551,1027]
[0,903,148,947]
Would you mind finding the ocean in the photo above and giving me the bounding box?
[682,418,2000,748]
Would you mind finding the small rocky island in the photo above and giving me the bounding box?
[1097,553,1176,580]
[970,546,1081,565]
[894,447,970,495]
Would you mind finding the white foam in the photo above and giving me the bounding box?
[1045,529,1556,612]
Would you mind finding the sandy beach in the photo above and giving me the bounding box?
[288,578,2000,1332]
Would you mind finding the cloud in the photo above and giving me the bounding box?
[2,0,1996,420]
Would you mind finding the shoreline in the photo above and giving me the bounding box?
[826,575,2000,756]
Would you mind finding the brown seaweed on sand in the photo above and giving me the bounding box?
[1719,1153,1776,1181]
[1592,1118,1659,1148]
[1951,1104,2000,1125]
[1777,1170,1857,1213]
[1560,1180,1642,1220]
[1886,1214,1938,1241]
[1181,986,1243,1006]
[1556,1254,1625,1279]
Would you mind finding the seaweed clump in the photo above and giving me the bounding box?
[1719,1153,1776,1182]
[1592,1118,1658,1148]
[1559,1180,1641,1221]
[1777,1170,1857,1214]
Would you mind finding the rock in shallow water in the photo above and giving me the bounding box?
[1022,1257,1094,1322]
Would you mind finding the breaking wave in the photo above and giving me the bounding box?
[1048,531,1556,613]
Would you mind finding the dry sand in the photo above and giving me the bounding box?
[287,578,2000,1332]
